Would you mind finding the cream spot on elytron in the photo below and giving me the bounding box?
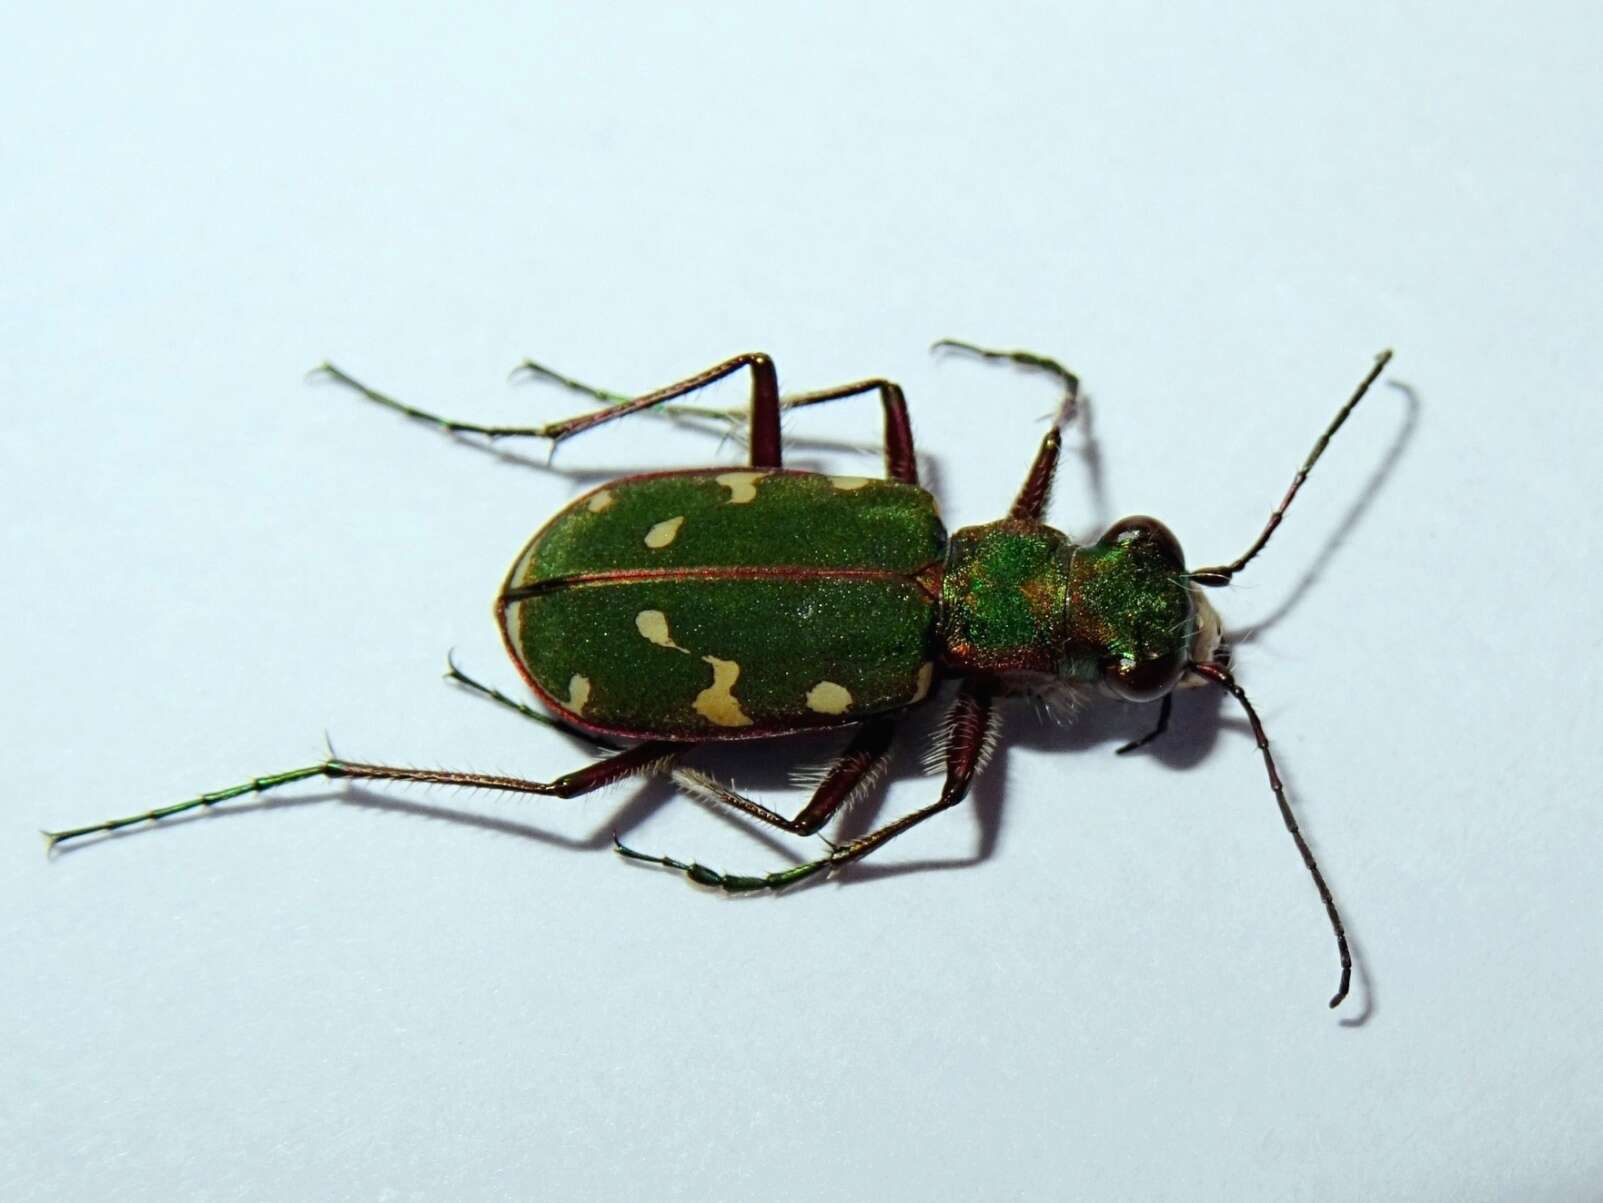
[502,599,527,652]
[644,516,685,548]
[586,490,614,513]
[911,661,935,703]
[714,471,766,504]
[694,656,753,727]
[635,609,688,652]
[829,476,870,491]
[566,674,592,714]
[507,537,541,588]
[805,680,853,715]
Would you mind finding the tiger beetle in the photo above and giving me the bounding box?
[46,342,1394,1009]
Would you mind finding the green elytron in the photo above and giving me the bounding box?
[502,469,944,739]
[46,341,1394,1009]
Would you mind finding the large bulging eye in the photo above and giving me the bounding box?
[1099,515,1186,569]
[1103,647,1186,702]
[1093,515,1190,701]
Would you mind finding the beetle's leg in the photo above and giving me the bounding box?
[315,353,782,458]
[443,653,622,752]
[519,367,919,481]
[615,684,995,892]
[776,380,918,483]
[932,339,1081,521]
[313,364,563,441]
[931,339,1082,421]
[1115,693,1173,756]
[42,742,685,850]
[667,718,897,836]
[511,357,749,432]
[520,353,785,461]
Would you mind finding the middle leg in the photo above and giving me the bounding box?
[666,717,898,837]
[517,355,919,483]
[616,682,996,891]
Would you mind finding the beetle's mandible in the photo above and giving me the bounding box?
[47,341,1395,1009]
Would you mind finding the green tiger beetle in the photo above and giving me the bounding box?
[46,342,1394,1009]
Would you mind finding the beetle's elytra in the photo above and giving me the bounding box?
[47,341,1394,1009]
[501,468,945,741]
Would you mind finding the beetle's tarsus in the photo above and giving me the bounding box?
[1114,721,1158,755]
[1115,694,1173,756]
[612,835,832,894]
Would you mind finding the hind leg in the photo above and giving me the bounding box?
[44,741,686,849]
[314,353,785,461]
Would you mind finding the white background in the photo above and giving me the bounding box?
[5,4,1600,1200]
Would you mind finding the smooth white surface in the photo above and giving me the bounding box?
[4,4,1601,1200]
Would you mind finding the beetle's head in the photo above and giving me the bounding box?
[1065,516,1221,700]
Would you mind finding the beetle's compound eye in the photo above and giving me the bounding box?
[1090,515,1190,701]
[1103,646,1187,702]
[1098,515,1186,571]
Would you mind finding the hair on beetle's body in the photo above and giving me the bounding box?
[47,340,1395,1009]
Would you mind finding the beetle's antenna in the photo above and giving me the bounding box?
[1190,660,1351,1009]
[1190,350,1393,587]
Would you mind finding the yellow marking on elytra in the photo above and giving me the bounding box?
[586,490,615,513]
[694,656,753,727]
[911,661,935,702]
[507,538,541,589]
[714,471,766,503]
[829,476,871,491]
[636,610,688,652]
[805,680,853,715]
[644,515,685,548]
[566,674,592,714]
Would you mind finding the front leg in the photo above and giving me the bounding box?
[932,339,1081,521]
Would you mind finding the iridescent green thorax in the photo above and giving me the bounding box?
[938,520,1074,675]
[1062,527,1196,690]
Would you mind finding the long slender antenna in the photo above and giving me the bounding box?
[1191,660,1351,1009]
[1191,350,1393,587]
